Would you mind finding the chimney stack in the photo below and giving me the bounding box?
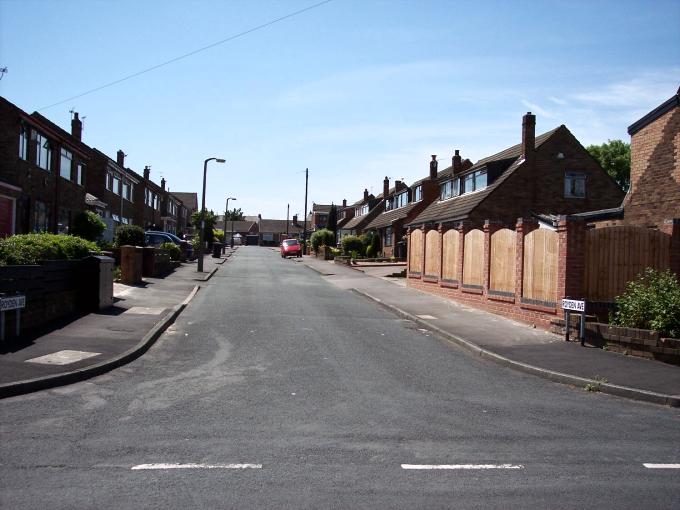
[161,178,166,191]
[143,165,150,180]
[383,176,390,198]
[117,150,125,167]
[452,149,462,174]
[429,155,438,179]
[71,112,82,141]
[364,188,369,201]
[293,214,298,225]
[342,199,347,207]
[522,112,536,159]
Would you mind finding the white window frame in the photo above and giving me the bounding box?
[60,148,72,180]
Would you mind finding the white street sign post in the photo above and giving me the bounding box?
[562,298,586,345]
[0,294,26,342]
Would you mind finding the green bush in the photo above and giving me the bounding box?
[341,235,363,256]
[611,268,680,338]
[366,244,375,258]
[70,211,106,241]
[114,224,145,247]
[361,231,380,256]
[310,228,335,252]
[0,233,99,265]
[160,242,181,261]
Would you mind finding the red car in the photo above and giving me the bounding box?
[280,238,302,258]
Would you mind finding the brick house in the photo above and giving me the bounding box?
[87,148,140,241]
[622,87,680,228]
[172,192,198,236]
[340,189,382,238]
[364,155,446,258]
[310,203,332,231]
[408,113,625,231]
[128,166,163,230]
[0,96,89,236]
[335,199,355,243]
[258,217,304,245]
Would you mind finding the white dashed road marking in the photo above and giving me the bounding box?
[401,464,524,470]
[643,464,680,469]
[131,463,262,470]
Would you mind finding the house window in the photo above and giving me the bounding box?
[394,191,408,209]
[19,125,28,160]
[360,204,369,215]
[413,185,422,202]
[76,163,84,185]
[385,226,393,246]
[60,148,72,180]
[462,169,487,194]
[440,179,460,200]
[33,201,49,232]
[112,174,121,195]
[385,198,393,211]
[565,172,586,198]
[58,208,70,234]
[112,213,120,223]
[122,181,131,201]
[35,132,51,171]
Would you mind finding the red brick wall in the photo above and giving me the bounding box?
[471,127,625,227]
[407,217,589,331]
[624,106,680,228]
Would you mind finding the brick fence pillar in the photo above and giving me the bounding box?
[420,226,427,277]
[661,218,680,279]
[483,220,504,296]
[515,217,539,302]
[457,221,471,284]
[556,216,587,310]
[406,226,411,273]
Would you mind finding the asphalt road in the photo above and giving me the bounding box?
[1,246,679,509]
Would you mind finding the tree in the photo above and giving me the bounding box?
[327,204,338,237]
[191,209,217,245]
[70,211,106,241]
[225,208,244,221]
[587,139,631,192]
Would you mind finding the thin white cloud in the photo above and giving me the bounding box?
[521,99,555,118]
[548,96,568,106]
[570,70,679,107]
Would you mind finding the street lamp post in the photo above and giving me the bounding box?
[198,157,225,272]
[223,196,236,254]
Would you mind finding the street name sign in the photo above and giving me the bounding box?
[561,299,585,312]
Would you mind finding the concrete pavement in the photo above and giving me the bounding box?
[298,255,680,407]
[0,249,235,398]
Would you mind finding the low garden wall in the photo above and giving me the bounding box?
[551,318,680,365]
[0,257,113,341]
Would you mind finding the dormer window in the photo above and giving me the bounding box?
[463,169,487,193]
[413,185,422,202]
[394,191,408,209]
[440,179,460,200]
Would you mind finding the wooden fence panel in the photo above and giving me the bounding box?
[490,228,516,294]
[442,229,459,281]
[584,226,671,301]
[463,229,484,287]
[523,229,558,304]
[409,228,423,274]
[424,230,441,278]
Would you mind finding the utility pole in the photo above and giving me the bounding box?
[302,168,308,254]
[286,203,290,237]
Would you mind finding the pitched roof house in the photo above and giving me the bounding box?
[341,189,382,235]
[408,113,625,229]
[364,156,446,258]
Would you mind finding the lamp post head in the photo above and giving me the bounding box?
[216,158,226,163]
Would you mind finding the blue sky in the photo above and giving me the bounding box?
[1,0,678,220]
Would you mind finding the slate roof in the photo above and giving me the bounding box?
[312,203,333,213]
[258,218,304,234]
[219,220,257,232]
[172,192,198,211]
[336,209,354,229]
[408,127,559,226]
[365,202,419,229]
[343,200,384,230]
